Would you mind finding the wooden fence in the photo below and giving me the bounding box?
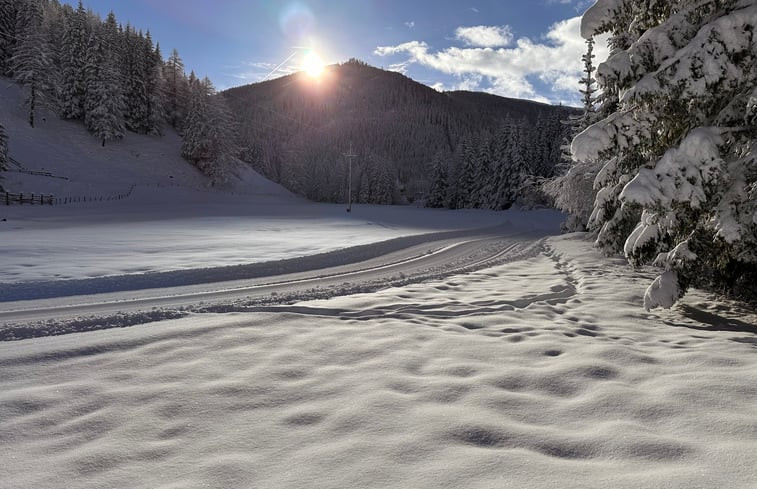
[7,157,69,180]
[3,184,136,206]
[3,192,54,205]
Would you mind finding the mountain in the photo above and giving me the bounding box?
[222,59,577,206]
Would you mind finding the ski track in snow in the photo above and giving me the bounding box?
[1,235,756,489]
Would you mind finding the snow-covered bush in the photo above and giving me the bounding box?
[575,0,757,308]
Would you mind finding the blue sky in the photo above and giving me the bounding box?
[63,0,606,105]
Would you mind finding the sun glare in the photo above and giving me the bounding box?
[303,51,324,78]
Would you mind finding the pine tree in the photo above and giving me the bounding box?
[181,75,237,180]
[182,73,210,164]
[490,123,512,209]
[143,33,166,135]
[507,124,530,206]
[121,25,149,133]
[58,0,88,119]
[361,155,394,205]
[10,0,52,128]
[577,37,598,130]
[457,137,479,208]
[164,48,188,130]
[576,0,757,308]
[476,138,494,207]
[0,0,18,75]
[83,34,125,146]
[426,152,448,208]
[548,37,601,231]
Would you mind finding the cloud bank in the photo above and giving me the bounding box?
[455,25,513,47]
[376,17,609,104]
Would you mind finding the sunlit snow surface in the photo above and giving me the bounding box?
[2,188,532,282]
[1,235,756,488]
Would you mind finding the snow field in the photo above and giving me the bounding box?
[1,234,755,489]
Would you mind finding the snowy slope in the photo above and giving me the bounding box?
[0,77,294,199]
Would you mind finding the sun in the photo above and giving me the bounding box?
[302,50,324,78]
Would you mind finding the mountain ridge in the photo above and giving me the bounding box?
[222,60,576,204]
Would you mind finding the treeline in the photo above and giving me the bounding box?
[222,60,575,205]
[0,0,235,178]
[428,113,565,210]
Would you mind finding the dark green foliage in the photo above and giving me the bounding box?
[222,61,576,205]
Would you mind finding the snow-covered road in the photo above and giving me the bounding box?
[0,226,546,339]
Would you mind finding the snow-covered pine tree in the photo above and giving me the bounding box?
[371,155,395,205]
[0,0,18,76]
[143,33,166,135]
[575,0,757,308]
[58,0,88,119]
[457,136,479,208]
[164,48,189,130]
[10,0,52,128]
[40,0,66,83]
[476,137,495,207]
[507,122,532,205]
[445,148,462,209]
[204,85,238,174]
[490,122,513,209]
[546,37,601,231]
[121,26,150,133]
[181,72,210,164]
[559,38,599,167]
[357,165,371,204]
[426,151,449,208]
[83,34,124,146]
[181,75,237,181]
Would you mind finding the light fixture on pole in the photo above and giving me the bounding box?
[343,142,357,212]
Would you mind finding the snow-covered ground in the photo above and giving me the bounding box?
[1,78,756,488]
[2,235,756,489]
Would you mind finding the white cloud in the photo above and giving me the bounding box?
[455,25,513,47]
[387,61,411,74]
[375,17,610,103]
[405,21,415,28]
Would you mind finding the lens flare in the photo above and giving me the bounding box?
[302,50,324,77]
[279,2,315,41]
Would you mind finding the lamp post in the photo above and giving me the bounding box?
[344,142,357,212]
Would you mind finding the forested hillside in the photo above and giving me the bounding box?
[223,60,577,207]
[0,0,236,179]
